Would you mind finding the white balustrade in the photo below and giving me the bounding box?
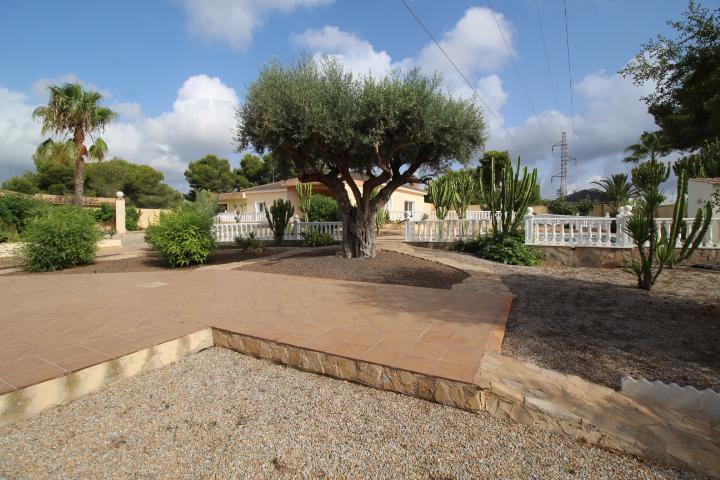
[404,219,493,242]
[212,219,343,243]
[524,206,720,249]
[214,211,268,223]
[429,210,501,221]
[387,210,426,221]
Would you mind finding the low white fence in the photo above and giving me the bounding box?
[525,207,720,248]
[213,220,342,243]
[387,210,426,221]
[214,212,267,223]
[404,219,493,242]
[388,209,499,222]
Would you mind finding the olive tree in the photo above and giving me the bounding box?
[235,57,486,258]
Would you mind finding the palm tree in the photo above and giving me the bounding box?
[623,131,672,164]
[33,83,116,204]
[591,173,637,215]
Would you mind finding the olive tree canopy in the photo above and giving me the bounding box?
[235,57,487,257]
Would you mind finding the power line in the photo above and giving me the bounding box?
[562,0,577,149]
[485,0,545,130]
[533,0,560,112]
[398,0,527,158]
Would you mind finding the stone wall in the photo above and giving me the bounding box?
[214,328,720,478]
[537,245,720,268]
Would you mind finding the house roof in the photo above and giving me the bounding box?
[690,177,720,186]
[217,175,425,201]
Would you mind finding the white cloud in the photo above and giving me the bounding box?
[0,88,44,180]
[31,74,112,100]
[104,74,239,189]
[490,70,658,196]
[415,6,512,79]
[181,0,333,51]
[293,26,410,78]
[0,75,240,192]
[111,102,142,119]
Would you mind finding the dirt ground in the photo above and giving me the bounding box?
[496,263,720,390]
[5,248,284,275]
[239,248,469,289]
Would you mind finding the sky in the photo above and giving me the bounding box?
[0,0,699,195]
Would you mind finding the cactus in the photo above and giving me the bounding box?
[428,176,455,220]
[452,169,478,220]
[428,176,456,238]
[478,156,537,237]
[655,169,712,269]
[264,199,294,244]
[296,182,313,221]
[624,163,712,290]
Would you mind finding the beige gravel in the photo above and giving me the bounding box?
[0,348,701,479]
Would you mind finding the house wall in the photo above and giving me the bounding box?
[225,190,289,214]
[688,180,718,214]
[387,188,432,215]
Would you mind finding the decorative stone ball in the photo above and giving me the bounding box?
[116,191,125,199]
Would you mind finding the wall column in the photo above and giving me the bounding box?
[115,191,126,235]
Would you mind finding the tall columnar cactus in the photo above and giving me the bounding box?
[655,169,712,269]
[428,176,456,220]
[452,169,478,220]
[296,182,313,221]
[265,199,294,244]
[479,156,538,237]
[624,163,712,290]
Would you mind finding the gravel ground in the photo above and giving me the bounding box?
[239,248,469,289]
[8,248,285,275]
[412,247,720,391]
[0,348,701,479]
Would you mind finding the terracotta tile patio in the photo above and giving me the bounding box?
[0,269,512,395]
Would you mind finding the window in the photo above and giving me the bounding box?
[255,201,266,213]
[404,201,415,212]
[218,204,228,212]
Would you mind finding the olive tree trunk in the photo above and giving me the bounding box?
[340,206,378,258]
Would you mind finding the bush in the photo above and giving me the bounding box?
[0,194,50,237]
[306,195,340,222]
[145,203,216,268]
[301,229,335,247]
[452,234,544,266]
[545,197,597,216]
[545,198,577,215]
[126,206,141,231]
[22,207,101,271]
[235,231,263,251]
[93,204,115,223]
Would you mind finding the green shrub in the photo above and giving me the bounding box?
[546,198,596,216]
[22,207,101,272]
[452,234,544,266]
[0,194,50,236]
[545,198,578,215]
[126,206,141,231]
[145,203,216,268]
[93,204,115,223]
[235,231,263,251]
[301,229,335,247]
[306,195,340,222]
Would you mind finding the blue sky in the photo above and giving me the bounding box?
[0,0,696,194]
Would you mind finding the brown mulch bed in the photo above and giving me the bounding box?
[496,262,720,390]
[238,249,469,289]
[7,248,284,275]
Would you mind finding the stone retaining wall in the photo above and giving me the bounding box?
[538,245,720,268]
[214,328,720,478]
